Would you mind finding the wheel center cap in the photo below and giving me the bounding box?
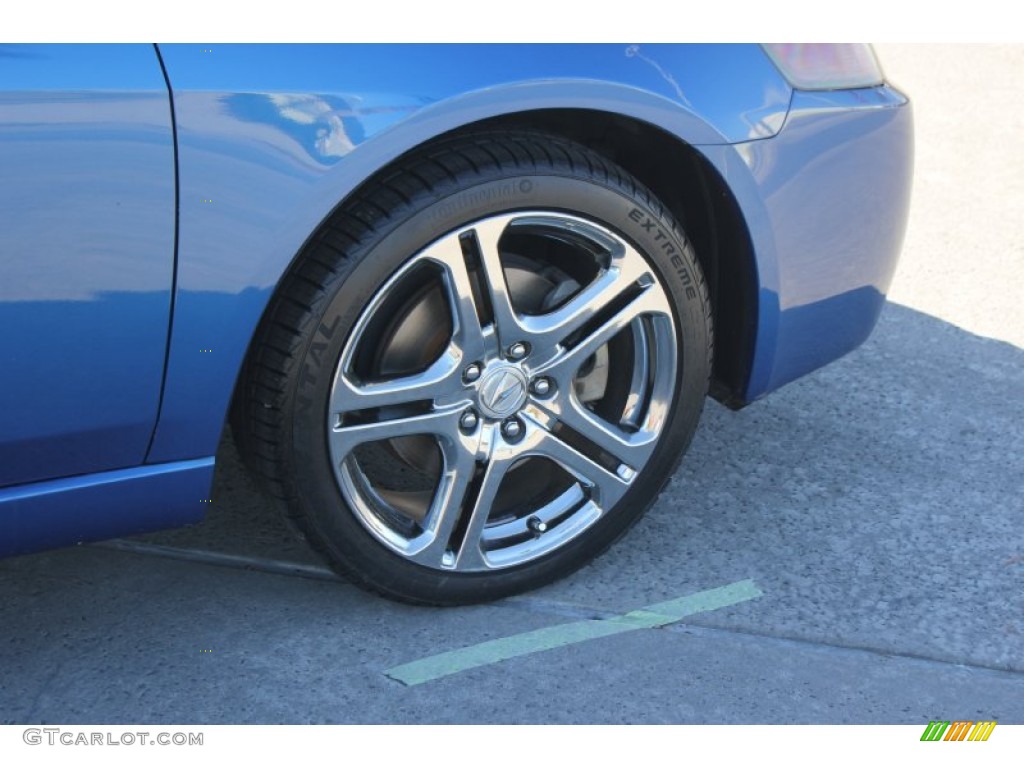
[476,365,528,419]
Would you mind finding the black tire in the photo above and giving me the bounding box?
[235,130,711,605]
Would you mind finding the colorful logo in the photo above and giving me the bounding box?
[920,721,996,741]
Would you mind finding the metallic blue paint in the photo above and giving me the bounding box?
[719,86,913,399]
[0,44,913,558]
[0,44,175,486]
[0,458,214,557]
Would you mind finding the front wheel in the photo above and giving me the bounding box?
[236,131,711,605]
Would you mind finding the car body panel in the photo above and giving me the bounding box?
[712,86,913,399]
[0,44,176,486]
[0,458,213,558]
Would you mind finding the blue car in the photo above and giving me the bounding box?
[0,44,912,604]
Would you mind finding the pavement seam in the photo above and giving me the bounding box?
[501,596,1024,679]
[92,539,342,582]
[94,540,1024,679]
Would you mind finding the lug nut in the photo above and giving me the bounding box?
[463,363,482,383]
[527,516,548,534]
[507,342,528,360]
[459,410,479,433]
[501,418,523,440]
[531,377,552,397]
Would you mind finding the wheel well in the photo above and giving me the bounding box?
[447,109,758,407]
[232,108,758,430]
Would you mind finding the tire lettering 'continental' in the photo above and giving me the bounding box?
[295,315,342,419]
[431,180,534,222]
[628,208,697,301]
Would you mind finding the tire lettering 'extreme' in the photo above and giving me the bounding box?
[628,208,697,301]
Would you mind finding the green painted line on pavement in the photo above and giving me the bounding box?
[385,578,763,686]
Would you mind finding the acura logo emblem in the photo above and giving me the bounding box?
[477,367,528,418]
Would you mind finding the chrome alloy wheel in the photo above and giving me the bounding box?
[327,211,678,572]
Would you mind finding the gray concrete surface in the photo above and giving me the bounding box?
[1,45,1022,724]
[878,44,1024,348]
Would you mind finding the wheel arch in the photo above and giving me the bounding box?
[230,107,760,436]
[149,81,771,465]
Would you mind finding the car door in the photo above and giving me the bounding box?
[0,44,176,487]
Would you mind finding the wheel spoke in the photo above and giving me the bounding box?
[451,454,511,570]
[531,425,632,508]
[538,281,671,380]
[329,408,459,455]
[331,352,461,414]
[467,217,522,346]
[407,444,478,568]
[522,245,649,361]
[542,395,659,469]
[425,237,489,363]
